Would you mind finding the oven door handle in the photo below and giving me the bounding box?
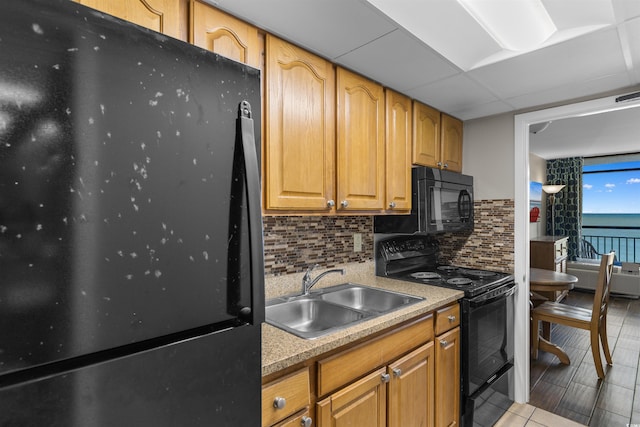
[468,283,516,308]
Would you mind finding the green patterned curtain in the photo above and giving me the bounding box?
[546,157,583,260]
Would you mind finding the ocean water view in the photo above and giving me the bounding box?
[582,213,640,262]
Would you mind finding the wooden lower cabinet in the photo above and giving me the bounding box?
[262,368,311,427]
[388,343,435,427]
[264,305,460,427]
[435,327,461,427]
[317,367,387,427]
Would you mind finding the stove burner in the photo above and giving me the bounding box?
[437,265,458,272]
[447,277,473,286]
[463,269,498,278]
[411,272,441,280]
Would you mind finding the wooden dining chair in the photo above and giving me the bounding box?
[531,252,616,379]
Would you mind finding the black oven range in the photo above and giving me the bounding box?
[375,235,516,427]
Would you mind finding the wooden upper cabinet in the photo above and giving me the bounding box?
[440,113,463,173]
[412,101,441,168]
[264,35,335,211]
[75,0,186,40]
[385,90,412,213]
[413,104,463,173]
[190,0,261,69]
[336,68,385,212]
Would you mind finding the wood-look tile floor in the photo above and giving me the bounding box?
[528,289,640,426]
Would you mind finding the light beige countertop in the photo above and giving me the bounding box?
[261,262,464,377]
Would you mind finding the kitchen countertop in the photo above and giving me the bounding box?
[261,262,464,377]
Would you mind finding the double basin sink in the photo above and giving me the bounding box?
[265,283,424,339]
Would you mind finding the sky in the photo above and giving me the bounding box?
[582,161,640,214]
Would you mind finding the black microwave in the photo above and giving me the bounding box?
[374,167,473,234]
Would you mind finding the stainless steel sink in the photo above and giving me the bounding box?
[318,284,421,313]
[266,298,373,339]
[265,283,423,339]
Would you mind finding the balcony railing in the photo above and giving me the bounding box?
[582,227,640,263]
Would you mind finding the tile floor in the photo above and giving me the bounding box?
[495,402,587,427]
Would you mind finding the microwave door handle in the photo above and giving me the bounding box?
[458,190,471,220]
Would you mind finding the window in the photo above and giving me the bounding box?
[582,154,640,262]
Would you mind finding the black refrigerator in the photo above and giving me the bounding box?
[0,0,264,425]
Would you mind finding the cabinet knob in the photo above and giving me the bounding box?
[392,368,402,377]
[381,373,390,383]
[340,200,349,208]
[443,163,449,169]
[437,161,442,167]
[440,340,448,348]
[301,416,313,427]
[389,201,396,209]
[326,199,335,208]
[447,315,456,323]
[273,396,286,410]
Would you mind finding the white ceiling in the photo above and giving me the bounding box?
[207,0,640,157]
[529,104,640,159]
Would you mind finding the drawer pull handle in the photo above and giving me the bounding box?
[381,373,390,383]
[440,340,448,348]
[273,396,286,410]
[392,368,402,377]
[447,315,456,322]
[301,416,313,427]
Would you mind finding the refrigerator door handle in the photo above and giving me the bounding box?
[230,100,264,325]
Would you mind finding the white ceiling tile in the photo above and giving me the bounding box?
[507,72,633,110]
[211,0,397,59]
[468,28,628,99]
[450,101,515,121]
[406,74,498,113]
[335,30,460,92]
[366,0,501,70]
[620,17,640,83]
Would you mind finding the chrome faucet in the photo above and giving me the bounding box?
[301,264,345,295]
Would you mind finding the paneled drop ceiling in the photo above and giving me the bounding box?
[206,0,640,121]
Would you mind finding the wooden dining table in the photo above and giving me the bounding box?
[529,267,579,364]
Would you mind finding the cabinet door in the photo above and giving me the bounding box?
[76,0,185,39]
[316,367,387,427]
[388,343,435,427]
[435,327,460,427]
[440,114,463,173]
[385,89,412,212]
[264,35,336,211]
[273,409,312,427]
[336,68,385,211]
[412,101,440,168]
[190,0,261,69]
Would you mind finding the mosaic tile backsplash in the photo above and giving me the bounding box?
[262,199,515,277]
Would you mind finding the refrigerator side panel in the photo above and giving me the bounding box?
[0,325,261,426]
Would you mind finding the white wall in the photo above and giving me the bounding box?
[462,113,514,200]
[529,153,546,238]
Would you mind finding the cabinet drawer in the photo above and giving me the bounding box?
[262,368,310,427]
[317,314,433,397]
[435,303,460,336]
